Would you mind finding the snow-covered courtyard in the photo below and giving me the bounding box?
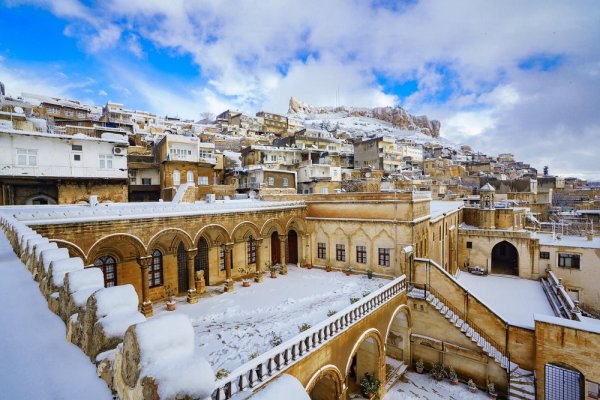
[384,371,489,400]
[155,265,387,371]
[0,231,112,399]
[457,272,554,328]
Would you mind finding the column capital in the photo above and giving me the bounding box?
[278,233,288,241]
[186,248,198,257]
[224,242,235,251]
[136,255,152,269]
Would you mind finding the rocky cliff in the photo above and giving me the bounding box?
[288,97,441,138]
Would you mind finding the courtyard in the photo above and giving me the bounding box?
[155,265,388,371]
[384,371,490,400]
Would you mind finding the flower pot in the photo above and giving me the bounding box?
[469,387,477,393]
[166,302,176,311]
[451,379,458,386]
[325,266,332,272]
[367,271,373,279]
[242,280,250,287]
[270,271,277,278]
[344,271,351,276]
[416,367,424,374]
[306,264,313,269]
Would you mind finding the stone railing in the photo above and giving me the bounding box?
[212,275,407,399]
[541,270,582,321]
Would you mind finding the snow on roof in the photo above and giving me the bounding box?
[6,199,305,226]
[457,273,554,329]
[0,126,128,144]
[537,233,600,249]
[250,374,309,400]
[480,183,496,191]
[535,314,600,334]
[430,201,463,220]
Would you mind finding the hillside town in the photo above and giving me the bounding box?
[1,75,599,400]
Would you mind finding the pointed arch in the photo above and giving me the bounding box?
[49,239,85,261]
[86,233,146,264]
[344,328,385,379]
[285,216,307,234]
[260,218,285,237]
[231,221,261,242]
[305,364,344,399]
[193,224,231,247]
[147,228,194,252]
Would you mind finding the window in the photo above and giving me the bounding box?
[219,245,225,271]
[356,246,367,264]
[328,145,336,151]
[72,144,83,151]
[270,155,277,162]
[186,170,194,183]
[94,255,117,287]
[558,253,580,269]
[540,251,550,259]
[173,170,180,185]
[17,149,37,166]
[268,177,275,186]
[77,111,86,118]
[73,154,81,161]
[149,250,163,287]
[65,110,73,117]
[320,187,329,194]
[198,176,209,185]
[99,154,113,169]
[466,241,473,249]
[247,236,256,264]
[282,177,289,187]
[141,178,152,185]
[46,107,58,114]
[317,242,326,259]
[378,248,391,267]
[336,244,345,262]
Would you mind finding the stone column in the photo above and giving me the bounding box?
[224,243,234,292]
[186,248,199,304]
[254,238,264,283]
[301,233,310,267]
[279,234,288,274]
[136,256,154,317]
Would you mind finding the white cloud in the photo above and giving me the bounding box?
[98,89,108,96]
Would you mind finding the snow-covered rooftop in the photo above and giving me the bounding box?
[430,201,463,220]
[537,233,600,249]
[457,272,554,329]
[6,199,305,226]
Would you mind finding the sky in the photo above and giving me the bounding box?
[1,0,599,179]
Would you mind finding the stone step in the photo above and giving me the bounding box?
[510,382,536,396]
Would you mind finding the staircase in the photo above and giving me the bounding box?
[414,288,535,399]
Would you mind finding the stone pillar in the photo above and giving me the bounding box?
[224,243,234,292]
[301,233,310,266]
[195,271,205,295]
[254,238,264,283]
[186,248,198,304]
[136,256,153,317]
[279,234,288,275]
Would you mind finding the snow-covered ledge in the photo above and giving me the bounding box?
[213,274,407,400]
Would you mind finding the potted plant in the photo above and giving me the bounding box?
[305,263,313,270]
[430,362,447,381]
[325,265,332,272]
[269,264,278,278]
[467,379,477,393]
[344,265,353,276]
[237,266,251,287]
[359,372,380,399]
[415,359,424,374]
[448,367,458,385]
[487,382,497,399]
[367,267,374,279]
[165,284,176,311]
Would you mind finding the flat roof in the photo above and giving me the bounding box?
[4,199,305,226]
[430,201,463,220]
[537,232,600,249]
[457,272,554,329]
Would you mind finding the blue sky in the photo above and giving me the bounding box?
[1,0,599,179]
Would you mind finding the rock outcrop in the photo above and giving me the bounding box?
[288,97,441,138]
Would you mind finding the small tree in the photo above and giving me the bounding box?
[359,372,380,398]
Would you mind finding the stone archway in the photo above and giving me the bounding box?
[346,330,384,397]
[544,363,584,400]
[491,240,519,275]
[307,366,343,400]
[385,306,411,384]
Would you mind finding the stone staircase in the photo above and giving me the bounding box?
[421,291,535,399]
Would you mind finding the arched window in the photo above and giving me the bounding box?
[186,170,194,184]
[247,236,256,264]
[173,169,180,185]
[219,245,225,271]
[150,249,163,288]
[94,255,117,287]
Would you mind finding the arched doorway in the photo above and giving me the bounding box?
[347,334,382,397]
[287,230,298,265]
[177,242,188,292]
[385,308,410,384]
[271,231,280,265]
[309,371,341,400]
[491,241,519,275]
[545,363,584,399]
[195,237,210,285]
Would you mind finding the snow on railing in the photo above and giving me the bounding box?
[544,270,580,321]
[211,274,407,400]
